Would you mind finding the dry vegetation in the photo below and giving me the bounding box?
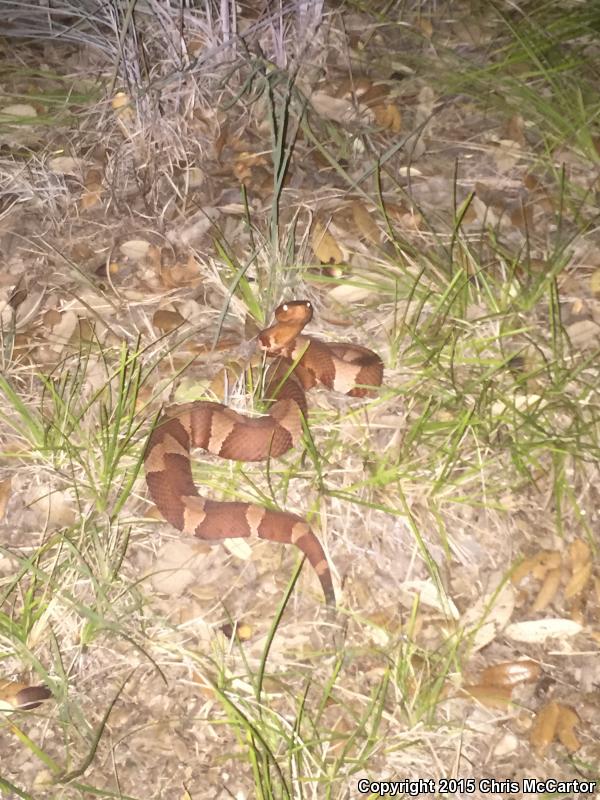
[0,1,599,798]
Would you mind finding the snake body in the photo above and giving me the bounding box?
[144,300,383,608]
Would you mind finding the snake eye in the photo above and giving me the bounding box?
[282,303,288,311]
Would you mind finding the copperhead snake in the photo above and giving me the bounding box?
[145,300,383,610]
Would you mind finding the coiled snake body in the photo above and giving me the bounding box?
[144,300,383,609]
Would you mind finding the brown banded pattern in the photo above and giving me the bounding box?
[145,299,383,610]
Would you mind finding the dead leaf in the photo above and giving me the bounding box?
[480,659,540,688]
[150,541,207,595]
[223,538,253,560]
[530,701,560,755]
[504,114,526,146]
[48,156,82,175]
[80,168,103,210]
[160,254,203,289]
[566,319,600,349]
[232,151,268,183]
[590,269,600,297]
[556,706,581,752]
[336,76,371,99]
[373,103,402,133]
[493,139,523,172]
[400,579,459,618]
[74,318,95,345]
[461,579,516,651]
[564,562,592,599]
[43,309,62,329]
[328,284,374,304]
[209,368,227,398]
[191,672,216,699]
[153,309,185,334]
[531,567,561,612]
[505,618,582,643]
[0,477,12,521]
[0,680,51,711]
[461,684,513,710]
[310,91,365,125]
[416,17,433,38]
[237,623,253,641]
[112,92,131,112]
[27,487,76,528]
[0,103,37,119]
[360,83,390,108]
[112,91,134,120]
[569,538,590,567]
[524,173,541,191]
[120,239,152,260]
[512,550,561,584]
[311,221,343,264]
[351,200,381,244]
[510,203,534,231]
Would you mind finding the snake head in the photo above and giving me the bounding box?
[258,300,313,352]
[274,300,313,324]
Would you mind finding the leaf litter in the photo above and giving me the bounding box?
[0,1,599,797]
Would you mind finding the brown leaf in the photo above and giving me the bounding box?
[43,309,62,329]
[351,200,381,244]
[336,76,373,101]
[311,221,343,264]
[147,243,163,272]
[120,239,152,261]
[360,83,390,108]
[480,659,540,688]
[510,203,534,231]
[532,550,562,579]
[531,567,562,612]
[373,103,402,133]
[0,680,51,711]
[556,705,581,752]
[311,91,361,125]
[80,168,103,210]
[160,254,202,289]
[461,684,513,710]
[0,477,12,521]
[111,91,135,128]
[237,623,253,641]
[564,562,592,599]
[504,114,526,146]
[530,702,560,755]
[512,550,561,584]
[153,309,185,333]
[416,17,433,38]
[590,269,600,298]
[0,103,37,119]
[569,538,590,568]
[232,151,268,183]
[566,319,600,349]
[524,173,542,191]
[191,672,216,699]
